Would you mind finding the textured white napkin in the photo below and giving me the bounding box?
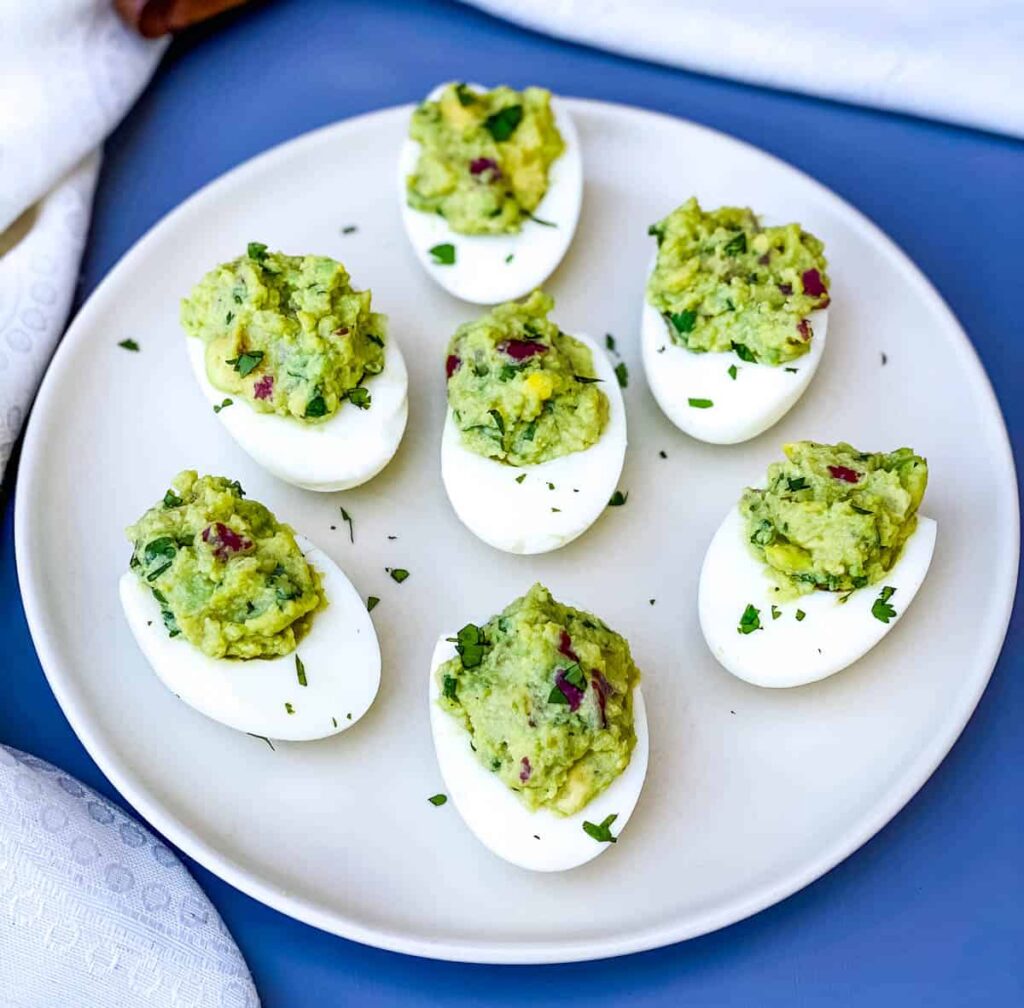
[0,1,166,477]
[0,744,259,1007]
[464,0,1024,139]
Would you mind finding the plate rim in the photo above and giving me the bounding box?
[14,96,1020,964]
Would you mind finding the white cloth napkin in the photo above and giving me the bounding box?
[0,744,259,1007]
[463,0,1024,139]
[0,1,166,478]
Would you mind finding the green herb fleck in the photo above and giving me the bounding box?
[247,242,268,262]
[784,367,799,374]
[304,394,327,418]
[668,310,696,334]
[162,490,183,508]
[582,813,619,844]
[447,624,485,669]
[728,364,738,380]
[341,225,358,234]
[484,104,523,141]
[284,702,295,715]
[723,232,747,256]
[442,675,458,701]
[346,387,371,410]
[504,253,514,264]
[295,655,307,687]
[428,793,448,806]
[688,398,713,409]
[738,603,762,634]
[574,374,603,384]
[429,242,456,265]
[227,350,264,377]
[339,506,354,543]
[795,609,806,622]
[213,398,233,413]
[615,362,629,388]
[527,212,557,228]
[787,476,809,492]
[387,568,410,584]
[732,342,756,363]
[118,338,140,352]
[871,586,898,623]
[608,490,628,507]
[605,334,617,353]
[367,596,380,612]
[515,473,526,484]
[489,408,505,435]
[771,605,781,620]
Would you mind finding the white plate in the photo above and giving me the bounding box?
[15,100,1018,965]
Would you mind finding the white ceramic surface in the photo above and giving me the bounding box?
[15,100,1018,964]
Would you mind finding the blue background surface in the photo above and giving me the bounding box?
[2,0,1022,1003]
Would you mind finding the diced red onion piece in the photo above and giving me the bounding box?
[519,757,532,782]
[469,157,501,179]
[445,354,461,379]
[558,629,580,663]
[554,668,585,711]
[802,269,826,297]
[499,339,547,361]
[796,319,812,341]
[828,465,861,483]
[201,522,252,561]
[778,283,793,296]
[253,374,274,400]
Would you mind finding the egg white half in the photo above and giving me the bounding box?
[640,259,828,445]
[119,536,381,740]
[398,82,583,305]
[186,337,408,492]
[699,507,937,688]
[428,635,648,872]
[441,332,626,555]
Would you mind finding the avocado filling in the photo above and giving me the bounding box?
[181,245,385,423]
[647,197,830,365]
[445,291,608,465]
[741,441,928,596]
[407,83,565,235]
[437,583,640,816]
[127,471,326,659]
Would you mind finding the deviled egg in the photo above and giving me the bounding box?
[399,81,582,304]
[120,471,380,740]
[641,198,831,444]
[182,244,408,491]
[429,584,648,871]
[699,441,935,687]
[441,292,626,554]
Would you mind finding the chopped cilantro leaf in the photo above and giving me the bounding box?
[447,623,486,669]
[213,398,233,413]
[367,596,380,612]
[295,655,307,687]
[668,310,696,334]
[688,398,713,409]
[346,387,371,409]
[582,813,618,843]
[304,394,327,418]
[118,338,139,352]
[615,362,629,388]
[795,609,806,621]
[871,586,898,623]
[227,350,264,377]
[247,242,268,262]
[428,793,448,806]
[738,603,762,634]
[515,473,526,484]
[608,490,628,507]
[429,243,456,265]
[484,104,522,141]
[728,364,738,380]
[339,506,354,543]
[387,567,410,583]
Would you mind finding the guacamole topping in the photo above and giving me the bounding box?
[437,584,640,816]
[181,245,385,422]
[445,291,608,465]
[740,441,928,596]
[647,198,830,365]
[407,83,565,235]
[126,471,326,659]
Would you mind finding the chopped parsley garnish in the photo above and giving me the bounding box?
[527,212,557,228]
[546,481,555,490]
[442,675,458,700]
[795,609,806,621]
[284,702,295,715]
[608,490,628,507]
[213,398,233,413]
[118,338,140,352]
[784,367,799,373]
[162,490,183,508]
[723,232,747,256]
[728,364,738,380]
[429,242,456,265]
[582,813,618,844]
[295,655,307,687]
[427,794,448,807]
[387,567,410,583]
[484,104,523,141]
[688,397,713,409]
[346,387,371,409]
[574,374,603,384]
[515,473,526,484]
[787,476,809,492]
[143,537,176,581]
[225,311,234,325]
[455,82,476,106]
[488,408,505,435]
[447,624,486,669]
[771,604,781,620]
[731,342,756,363]
[341,224,358,234]
[551,507,561,513]
[304,394,327,418]
[649,598,656,605]
[332,717,338,728]
[605,334,617,353]
[505,253,514,264]
[668,310,696,334]
[247,242,268,262]
[227,350,264,377]
[615,362,629,388]
[871,586,898,623]
[738,603,762,634]
[339,506,354,543]
[367,596,380,612]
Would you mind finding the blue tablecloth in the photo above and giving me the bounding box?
[2,0,1021,1002]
